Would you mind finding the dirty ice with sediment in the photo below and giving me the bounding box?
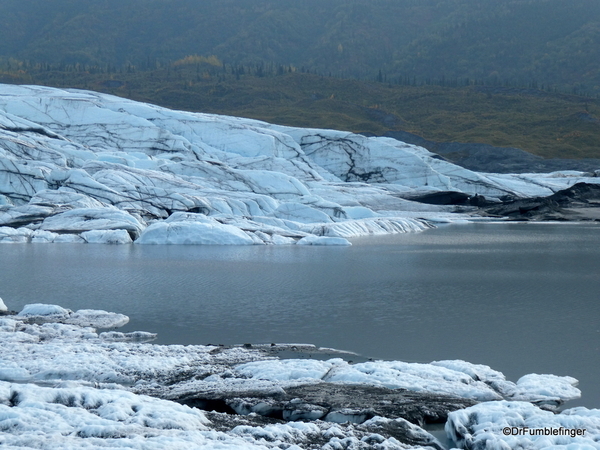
[0,302,597,449]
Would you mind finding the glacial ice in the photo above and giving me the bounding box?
[81,229,133,244]
[446,401,600,450]
[235,359,580,405]
[1,84,598,245]
[18,303,71,319]
[64,309,130,329]
[0,301,597,449]
[296,235,352,246]
[136,217,256,245]
[16,304,129,329]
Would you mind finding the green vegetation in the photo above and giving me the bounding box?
[3,63,599,159]
[1,0,600,93]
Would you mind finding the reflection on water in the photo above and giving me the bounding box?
[1,222,599,407]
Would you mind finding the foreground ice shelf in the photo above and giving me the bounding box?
[0,301,598,449]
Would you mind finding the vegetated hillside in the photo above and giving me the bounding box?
[396,0,600,92]
[4,65,600,160]
[1,0,600,93]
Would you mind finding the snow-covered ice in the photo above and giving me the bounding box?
[0,303,449,449]
[16,304,129,329]
[235,359,581,405]
[0,301,596,448]
[446,401,600,450]
[1,84,598,245]
[18,303,72,319]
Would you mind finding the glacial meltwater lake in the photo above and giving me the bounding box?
[1,222,599,408]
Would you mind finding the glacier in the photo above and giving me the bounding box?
[1,301,599,449]
[1,84,598,245]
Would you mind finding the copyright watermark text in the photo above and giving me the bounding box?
[503,427,586,438]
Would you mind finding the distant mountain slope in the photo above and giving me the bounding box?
[1,0,600,92]
[395,0,600,90]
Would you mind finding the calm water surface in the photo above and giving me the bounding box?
[1,222,599,407]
